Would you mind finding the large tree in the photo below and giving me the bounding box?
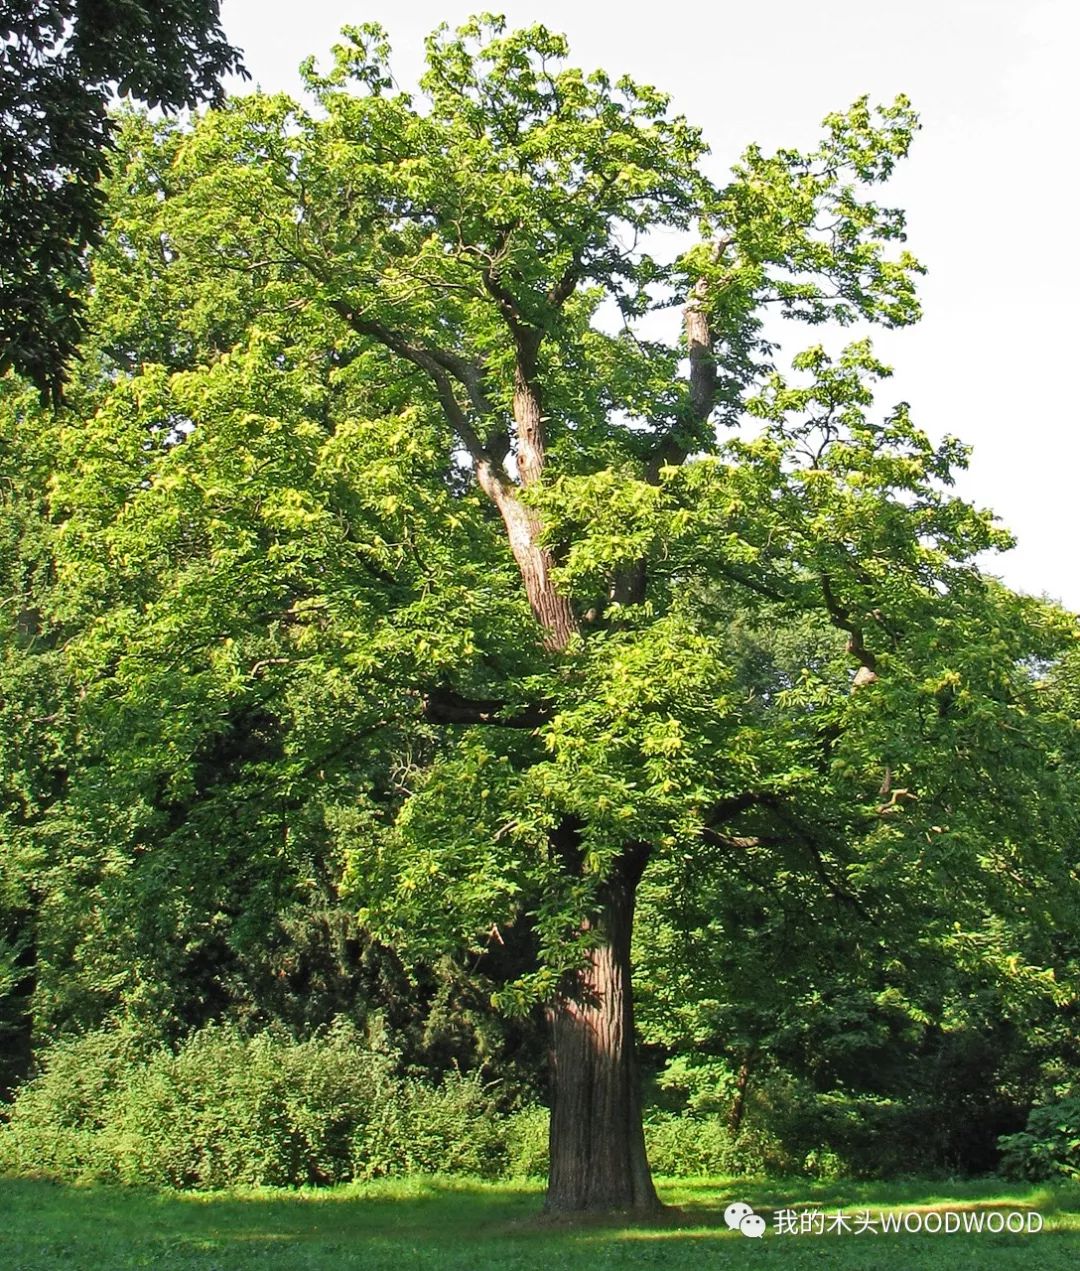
[3,18,1078,1212]
[0,0,245,398]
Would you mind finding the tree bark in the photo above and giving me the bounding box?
[545,844,661,1213]
[476,458,578,652]
[728,1051,754,1135]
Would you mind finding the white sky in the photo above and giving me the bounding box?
[220,0,1079,610]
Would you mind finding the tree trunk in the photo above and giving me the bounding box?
[476,458,578,651]
[545,845,660,1213]
[728,1051,754,1135]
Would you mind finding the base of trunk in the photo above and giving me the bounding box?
[544,844,660,1214]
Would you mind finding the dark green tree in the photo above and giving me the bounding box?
[0,1,245,398]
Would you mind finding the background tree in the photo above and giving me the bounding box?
[634,605,1080,1174]
[0,0,245,398]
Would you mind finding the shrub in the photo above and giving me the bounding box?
[0,1022,150,1180]
[101,1021,398,1188]
[12,1021,979,1190]
[998,1098,1080,1181]
[503,1104,549,1179]
[0,1021,510,1188]
[357,1072,507,1180]
[643,1112,792,1177]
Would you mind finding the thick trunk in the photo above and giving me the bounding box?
[545,846,660,1213]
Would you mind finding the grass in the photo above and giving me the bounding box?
[0,1173,1077,1269]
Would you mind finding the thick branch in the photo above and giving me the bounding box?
[685,280,717,428]
[511,347,546,488]
[820,572,879,686]
[701,791,872,919]
[546,246,586,309]
[481,265,534,348]
[313,254,581,646]
[288,238,510,457]
[477,267,548,489]
[700,791,774,828]
[711,562,796,606]
[765,799,874,919]
[489,481,578,650]
[328,302,494,457]
[642,275,719,484]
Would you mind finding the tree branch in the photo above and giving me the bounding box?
[642,262,723,483]
[701,790,874,920]
[820,571,879,686]
[685,279,716,429]
[329,300,505,468]
[763,797,873,919]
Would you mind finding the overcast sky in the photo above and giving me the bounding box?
[219,0,1079,610]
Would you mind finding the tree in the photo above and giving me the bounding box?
[3,17,1078,1213]
[0,1,245,398]
[632,600,1080,1175]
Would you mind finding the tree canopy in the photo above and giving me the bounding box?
[1,16,1078,1211]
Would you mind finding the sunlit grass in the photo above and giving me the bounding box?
[1,1173,1077,1269]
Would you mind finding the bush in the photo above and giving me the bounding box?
[998,1098,1080,1181]
[0,1022,151,1180]
[12,1021,975,1189]
[356,1072,508,1181]
[643,1111,792,1177]
[102,1021,399,1187]
[503,1104,549,1179]
[0,1020,508,1188]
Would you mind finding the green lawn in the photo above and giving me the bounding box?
[1,1174,1076,1270]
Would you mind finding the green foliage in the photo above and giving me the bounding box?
[372,1074,509,1180]
[999,1099,1080,1182]
[2,1017,1079,1191]
[1,14,1079,1200]
[0,2,245,397]
[13,11,1072,1020]
[0,1021,511,1187]
[0,1023,149,1179]
[502,1104,550,1179]
[643,1112,792,1178]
